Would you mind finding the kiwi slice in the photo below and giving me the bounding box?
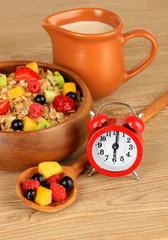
[54,71,65,88]
[0,74,7,87]
[47,71,65,88]
[35,118,53,130]
[44,89,57,103]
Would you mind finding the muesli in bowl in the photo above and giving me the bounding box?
[0,61,82,131]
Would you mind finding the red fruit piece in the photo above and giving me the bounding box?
[15,66,40,81]
[29,103,43,118]
[50,183,66,202]
[46,174,61,185]
[53,95,76,113]
[0,100,10,115]
[22,179,40,192]
[28,79,41,93]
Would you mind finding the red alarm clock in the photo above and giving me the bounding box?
[87,102,145,179]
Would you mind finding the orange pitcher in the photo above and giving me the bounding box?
[42,8,158,99]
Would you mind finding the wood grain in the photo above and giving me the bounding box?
[0,0,168,239]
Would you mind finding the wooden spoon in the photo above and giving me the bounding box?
[16,154,89,212]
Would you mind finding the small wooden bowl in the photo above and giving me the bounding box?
[0,61,93,170]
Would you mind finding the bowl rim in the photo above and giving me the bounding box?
[0,60,90,134]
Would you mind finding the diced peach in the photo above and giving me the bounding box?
[25,62,39,73]
[38,161,63,179]
[62,82,76,95]
[7,86,25,99]
[35,186,52,206]
[23,116,37,131]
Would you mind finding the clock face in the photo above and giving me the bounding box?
[92,131,137,172]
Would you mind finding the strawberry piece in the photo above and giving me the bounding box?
[15,66,40,81]
[53,95,76,112]
[0,100,10,115]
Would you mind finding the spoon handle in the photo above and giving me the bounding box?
[70,153,90,178]
[139,91,168,123]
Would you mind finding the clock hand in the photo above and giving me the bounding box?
[112,132,119,159]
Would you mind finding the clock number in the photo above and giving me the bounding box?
[106,132,111,137]
[105,155,109,161]
[112,156,117,162]
[126,152,130,157]
[97,142,102,148]
[129,144,133,150]
[120,156,124,161]
[122,133,125,137]
[100,149,104,155]
[113,131,116,135]
[100,136,106,141]
[127,137,131,143]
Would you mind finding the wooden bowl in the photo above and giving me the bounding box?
[0,61,93,170]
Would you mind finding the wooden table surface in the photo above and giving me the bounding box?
[0,0,168,239]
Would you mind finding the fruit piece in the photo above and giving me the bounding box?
[31,173,45,183]
[15,66,40,81]
[23,116,37,131]
[11,119,23,131]
[34,186,52,206]
[0,100,10,115]
[62,82,76,96]
[7,86,25,99]
[25,62,39,73]
[27,79,41,93]
[50,183,66,202]
[22,179,40,192]
[46,174,60,185]
[35,118,53,130]
[38,161,63,179]
[34,94,46,105]
[60,176,74,192]
[44,89,57,103]
[25,189,36,200]
[66,92,77,101]
[0,74,7,87]
[47,71,65,88]
[54,71,65,88]
[53,95,76,112]
[41,182,50,189]
[29,103,43,118]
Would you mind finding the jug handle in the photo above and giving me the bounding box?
[122,29,158,82]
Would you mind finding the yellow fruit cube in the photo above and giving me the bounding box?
[23,116,37,131]
[26,61,39,73]
[7,86,25,99]
[62,82,76,96]
[35,186,52,206]
[38,161,63,179]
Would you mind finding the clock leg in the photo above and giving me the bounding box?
[132,170,140,180]
[87,167,97,177]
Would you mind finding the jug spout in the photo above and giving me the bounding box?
[42,19,55,36]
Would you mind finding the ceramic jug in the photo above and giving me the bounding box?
[42,8,158,99]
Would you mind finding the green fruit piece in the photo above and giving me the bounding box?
[35,118,53,130]
[44,89,57,103]
[54,71,65,89]
[47,71,65,88]
[0,74,7,87]
[47,74,57,87]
